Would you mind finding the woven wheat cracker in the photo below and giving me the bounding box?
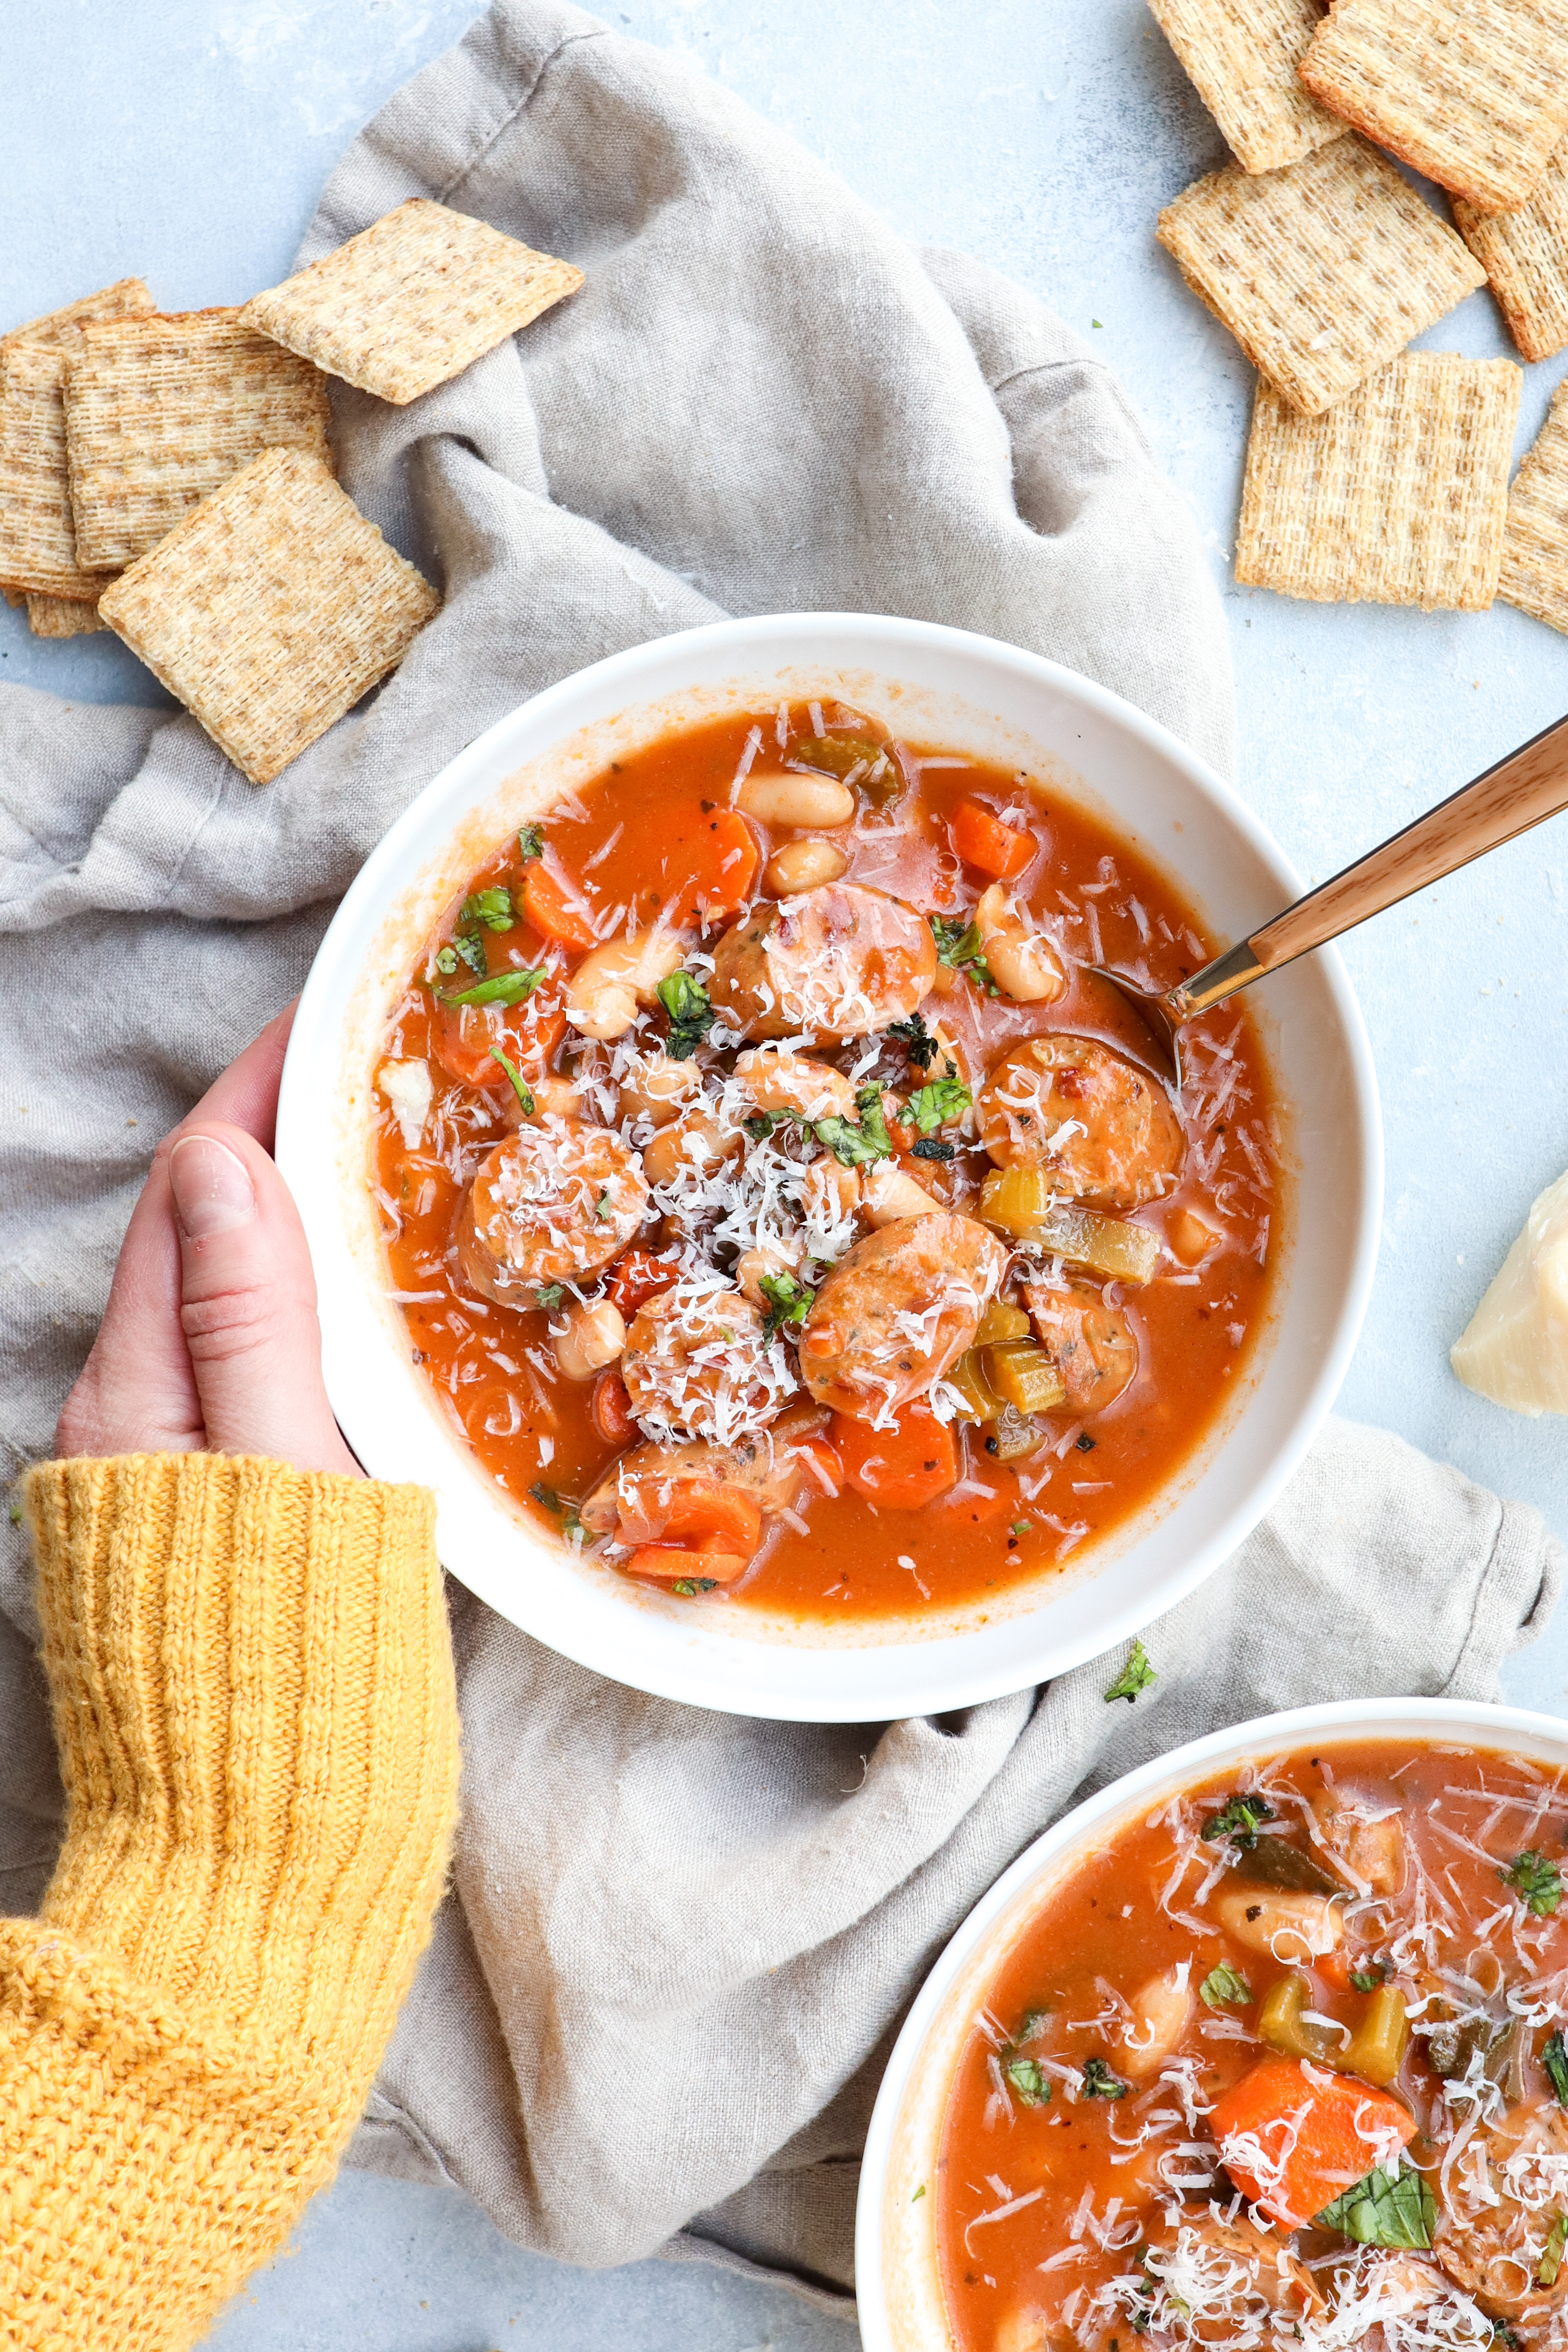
[26,592,105,638]
[240,197,583,405]
[1234,351,1520,610]
[0,277,151,598]
[98,447,438,784]
[1300,0,1568,217]
[65,308,332,571]
[1145,0,1347,172]
[1499,380,1568,634]
[1156,135,1485,415]
[1455,149,1568,364]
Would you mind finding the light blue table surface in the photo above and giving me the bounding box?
[6,1,1568,2343]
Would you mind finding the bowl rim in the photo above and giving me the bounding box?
[852,1694,1568,2351]
[277,611,1382,1721]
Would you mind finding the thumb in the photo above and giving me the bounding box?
[167,1124,361,1477]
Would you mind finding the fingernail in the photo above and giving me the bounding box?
[168,1135,257,1238]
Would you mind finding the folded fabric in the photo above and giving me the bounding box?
[4,0,1548,2321]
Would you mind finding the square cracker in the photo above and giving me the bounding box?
[1145,0,1346,174]
[1300,0,1568,217]
[1499,379,1568,634]
[1455,148,1568,365]
[1233,350,1520,610]
[1156,135,1485,415]
[0,276,151,598]
[65,307,332,571]
[26,591,105,638]
[98,447,439,784]
[240,198,583,406]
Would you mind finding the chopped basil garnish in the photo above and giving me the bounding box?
[1076,1431,1096,1452]
[1202,1794,1278,1849]
[1350,1963,1389,1994]
[518,823,544,862]
[461,885,515,933]
[1004,2056,1050,2107]
[435,932,487,978]
[930,914,994,990]
[911,1136,956,1162]
[1503,1849,1563,1917]
[889,1011,938,1070]
[1016,2007,1049,2043]
[1316,2161,1435,2250]
[1541,2215,1568,2289]
[593,1189,611,1219]
[534,1284,565,1311]
[758,1270,814,1339]
[814,1096,894,1168]
[1081,2057,1127,2100]
[656,970,716,1059]
[488,1045,535,1116]
[1104,1638,1156,1705]
[672,1577,719,1597]
[901,1075,972,1135]
[745,1111,783,1139]
[435,965,545,1008]
[1544,2030,1568,2108]
[1199,1963,1253,2010]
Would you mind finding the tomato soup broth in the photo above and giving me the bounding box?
[370,701,1281,1621]
[937,1741,1568,2352]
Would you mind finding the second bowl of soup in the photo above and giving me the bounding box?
[857,1698,1568,2352]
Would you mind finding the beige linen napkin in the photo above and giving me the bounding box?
[0,0,1557,2313]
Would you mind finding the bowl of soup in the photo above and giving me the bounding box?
[856,1698,1568,2352]
[276,612,1379,1720]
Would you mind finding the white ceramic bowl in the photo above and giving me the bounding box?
[276,613,1380,1722]
[855,1696,1568,2352]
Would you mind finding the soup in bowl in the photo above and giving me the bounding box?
[857,1700,1568,2352]
[276,614,1379,1721]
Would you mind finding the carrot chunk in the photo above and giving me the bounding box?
[1208,2056,1416,2228]
[431,973,569,1089]
[692,808,760,922]
[950,797,1037,881]
[661,1489,763,1556]
[523,863,598,948]
[832,1407,959,1508]
[624,1545,750,1586]
[604,1248,681,1316]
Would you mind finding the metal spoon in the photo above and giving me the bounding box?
[1090,709,1568,1090]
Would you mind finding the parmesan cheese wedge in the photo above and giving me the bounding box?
[1451,1169,1568,1416]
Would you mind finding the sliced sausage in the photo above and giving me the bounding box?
[978,1034,1185,1209]
[796,1212,1005,1420]
[457,1122,648,1301]
[710,882,937,1042]
[1023,1277,1138,1412]
[622,1277,796,1443]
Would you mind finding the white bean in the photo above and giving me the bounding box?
[1212,1888,1343,1962]
[735,1045,855,1121]
[566,928,687,1042]
[862,1160,943,1226]
[1119,1968,1197,2081]
[764,838,849,896]
[802,1158,861,1224]
[975,882,1066,1005]
[737,774,855,828]
[641,1108,741,1188]
[616,1048,705,1129]
[553,1299,626,1381]
[1167,1207,1221,1266]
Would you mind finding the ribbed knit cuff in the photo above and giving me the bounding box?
[23,1453,459,2079]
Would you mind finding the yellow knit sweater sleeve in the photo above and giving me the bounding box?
[1,1452,460,2352]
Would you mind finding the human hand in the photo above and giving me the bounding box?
[56,1005,360,1477]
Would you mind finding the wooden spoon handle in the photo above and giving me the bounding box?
[1249,710,1568,973]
